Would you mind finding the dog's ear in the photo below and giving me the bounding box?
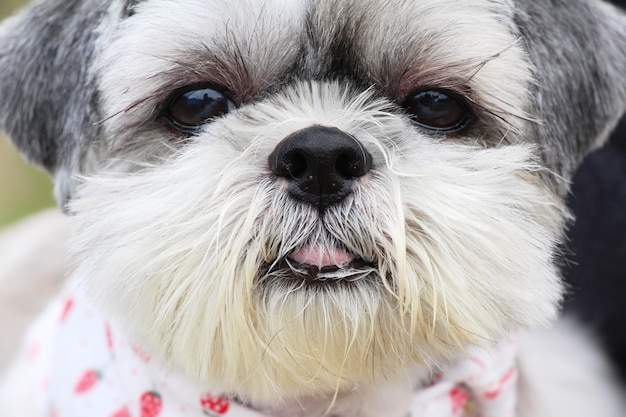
[516,0,626,185]
[0,0,139,208]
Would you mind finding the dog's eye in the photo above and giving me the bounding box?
[166,87,233,132]
[403,90,472,132]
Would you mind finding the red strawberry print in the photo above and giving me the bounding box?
[140,391,163,417]
[132,344,152,363]
[426,371,444,387]
[200,392,230,415]
[450,386,469,415]
[74,369,102,394]
[105,322,114,351]
[111,407,131,417]
[59,298,74,323]
[485,366,516,400]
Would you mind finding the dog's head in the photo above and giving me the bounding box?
[1,0,626,405]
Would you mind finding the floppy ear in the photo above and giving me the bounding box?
[0,0,138,208]
[515,0,626,187]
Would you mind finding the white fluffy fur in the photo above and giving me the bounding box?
[96,0,307,141]
[71,81,566,404]
[324,0,533,132]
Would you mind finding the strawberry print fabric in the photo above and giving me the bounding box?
[24,284,263,417]
[22,281,518,417]
[410,334,518,417]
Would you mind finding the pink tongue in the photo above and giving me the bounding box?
[290,245,355,269]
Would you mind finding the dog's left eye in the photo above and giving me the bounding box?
[403,89,472,133]
[165,87,234,132]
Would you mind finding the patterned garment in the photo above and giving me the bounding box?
[22,281,518,417]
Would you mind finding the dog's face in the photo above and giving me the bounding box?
[2,0,626,406]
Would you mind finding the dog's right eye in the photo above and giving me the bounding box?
[402,89,472,133]
[165,87,234,133]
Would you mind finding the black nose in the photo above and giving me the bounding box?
[269,125,372,208]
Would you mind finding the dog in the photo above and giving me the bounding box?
[1,0,626,416]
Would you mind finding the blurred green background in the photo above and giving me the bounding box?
[0,0,56,228]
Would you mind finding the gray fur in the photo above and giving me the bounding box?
[123,0,144,17]
[0,0,111,206]
[515,0,626,187]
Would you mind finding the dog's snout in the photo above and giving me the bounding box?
[269,125,372,208]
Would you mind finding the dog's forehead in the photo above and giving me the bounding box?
[103,0,527,122]
[121,0,519,79]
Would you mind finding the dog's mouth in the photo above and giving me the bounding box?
[266,244,377,286]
